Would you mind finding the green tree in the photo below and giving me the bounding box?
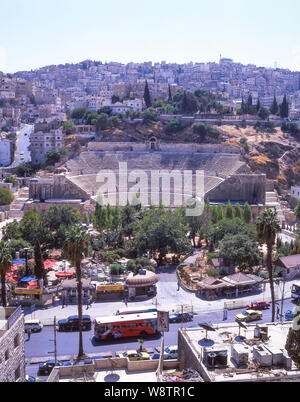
[0,187,14,205]
[243,202,252,224]
[164,119,181,133]
[2,220,21,241]
[96,113,109,131]
[294,199,300,221]
[256,209,281,322]
[217,205,224,221]
[256,98,261,113]
[192,122,207,142]
[280,94,289,119]
[92,203,107,232]
[34,240,47,285]
[0,241,13,307]
[64,225,90,359]
[234,203,242,219]
[219,233,261,271]
[270,96,279,115]
[285,317,300,367]
[133,209,191,265]
[225,201,233,219]
[46,150,61,166]
[63,120,74,135]
[168,85,173,102]
[258,107,270,120]
[144,80,152,108]
[211,205,218,224]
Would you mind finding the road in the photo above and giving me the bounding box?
[10,124,32,168]
[25,298,296,364]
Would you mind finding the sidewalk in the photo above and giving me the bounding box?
[24,279,300,326]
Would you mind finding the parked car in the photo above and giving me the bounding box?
[169,312,193,323]
[152,346,178,360]
[118,350,150,361]
[58,315,92,332]
[247,301,270,310]
[38,360,71,375]
[285,308,296,321]
[235,310,262,322]
[25,375,40,382]
[24,319,43,333]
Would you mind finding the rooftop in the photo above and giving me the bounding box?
[179,321,300,382]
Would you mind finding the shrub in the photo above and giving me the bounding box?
[0,187,14,205]
[109,263,125,275]
[206,267,219,278]
[164,119,182,133]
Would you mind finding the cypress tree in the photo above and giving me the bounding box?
[143,80,152,108]
[217,204,224,221]
[34,240,46,285]
[270,96,278,115]
[256,98,261,113]
[211,205,218,224]
[234,203,242,219]
[241,98,246,114]
[280,94,289,118]
[225,201,233,219]
[181,91,189,114]
[243,202,252,224]
[168,85,173,103]
[247,94,253,114]
[112,206,121,231]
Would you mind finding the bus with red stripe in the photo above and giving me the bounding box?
[94,312,158,341]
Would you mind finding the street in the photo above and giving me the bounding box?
[25,297,296,379]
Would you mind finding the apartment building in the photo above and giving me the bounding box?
[31,128,63,165]
[0,307,26,382]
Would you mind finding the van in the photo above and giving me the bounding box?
[24,319,43,333]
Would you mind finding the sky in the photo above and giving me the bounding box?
[1,0,300,73]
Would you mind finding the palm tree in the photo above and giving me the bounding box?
[64,225,89,359]
[0,241,13,307]
[256,209,281,322]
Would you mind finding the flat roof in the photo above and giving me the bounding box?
[179,321,300,382]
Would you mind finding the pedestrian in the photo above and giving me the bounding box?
[27,328,31,341]
[223,308,228,321]
[177,281,180,291]
[124,298,128,307]
[62,296,65,309]
[277,306,280,320]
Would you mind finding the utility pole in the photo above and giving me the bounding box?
[280,277,286,323]
[54,316,57,365]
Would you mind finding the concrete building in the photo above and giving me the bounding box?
[30,128,63,165]
[178,321,297,382]
[0,139,13,166]
[0,307,26,382]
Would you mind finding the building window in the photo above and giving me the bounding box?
[14,334,20,349]
[14,366,21,382]
[5,350,9,362]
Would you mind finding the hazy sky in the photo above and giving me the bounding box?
[1,0,300,73]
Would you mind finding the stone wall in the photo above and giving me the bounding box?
[87,141,240,154]
[206,174,266,204]
[29,174,90,201]
[0,311,25,382]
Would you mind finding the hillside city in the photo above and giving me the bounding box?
[1,54,300,386]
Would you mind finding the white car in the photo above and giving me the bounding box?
[24,319,43,333]
[164,345,178,359]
